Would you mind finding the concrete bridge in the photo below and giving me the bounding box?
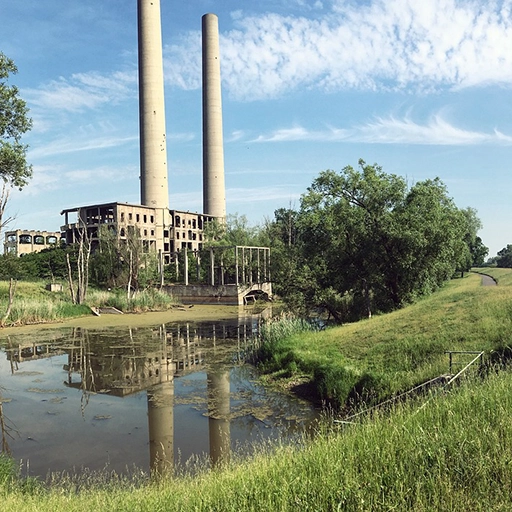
[163,245,272,306]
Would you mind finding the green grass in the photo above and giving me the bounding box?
[1,370,512,511]
[86,287,178,312]
[472,266,512,285]
[257,271,512,407]
[0,281,178,326]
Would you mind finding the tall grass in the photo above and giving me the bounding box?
[0,281,91,325]
[6,298,91,325]
[86,288,178,313]
[258,315,318,345]
[1,370,512,511]
[0,281,178,326]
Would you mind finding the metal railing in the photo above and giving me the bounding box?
[445,350,485,381]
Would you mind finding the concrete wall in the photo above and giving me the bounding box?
[164,282,272,306]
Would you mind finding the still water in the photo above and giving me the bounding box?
[0,313,317,478]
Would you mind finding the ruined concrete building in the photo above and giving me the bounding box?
[60,6,225,264]
[5,4,271,304]
[3,229,61,256]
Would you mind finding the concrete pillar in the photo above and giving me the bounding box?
[202,13,226,219]
[138,0,169,209]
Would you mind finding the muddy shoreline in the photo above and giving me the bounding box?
[0,304,260,338]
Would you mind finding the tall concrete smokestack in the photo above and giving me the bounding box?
[202,13,226,219]
[138,0,169,209]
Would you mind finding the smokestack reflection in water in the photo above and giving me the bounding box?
[147,380,174,475]
[207,370,231,466]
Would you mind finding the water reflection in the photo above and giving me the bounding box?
[207,370,231,467]
[1,316,316,478]
[148,381,174,475]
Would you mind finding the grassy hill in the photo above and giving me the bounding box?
[257,271,512,408]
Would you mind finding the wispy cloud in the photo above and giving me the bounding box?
[353,115,512,145]
[21,163,136,197]
[251,115,512,145]
[165,0,512,100]
[227,185,301,203]
[23,70,137,113]
[28,128,194,159]
[253,125,349,142]
[28,134,138,159]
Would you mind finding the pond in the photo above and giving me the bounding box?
[0,311,318,479]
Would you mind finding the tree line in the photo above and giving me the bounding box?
[0,160,489,321]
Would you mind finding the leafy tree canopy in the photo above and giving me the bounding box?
[0,53,32,189]
[204,213,265,247]
[266,160,485,322]
[496,244,512,268]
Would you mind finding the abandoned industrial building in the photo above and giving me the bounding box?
[3,229,62,257]
[3,5,271,306]
[60,202,215,263]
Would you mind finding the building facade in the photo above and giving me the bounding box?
[3,229,62,256]
[60,202,216,264]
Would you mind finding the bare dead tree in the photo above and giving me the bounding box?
[0,182,14,243]
[66,252,76,304]
[127,247,133,300]
[0,278,17,327]
[66,220,92,305]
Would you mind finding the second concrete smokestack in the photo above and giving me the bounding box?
[202,13,226,220]
[138,0,169,209]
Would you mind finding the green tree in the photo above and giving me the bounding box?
[203,213,262,247]
[89,225,123,288]
[457,207,488,271]
[262,207,307,307]
[12,245,70,281]
[496,245,512,268]
[89,225,158,293]
[271,160,477,322]
[0,53,33,237]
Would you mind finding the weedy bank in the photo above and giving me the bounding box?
[0,280,177,326]
[1,270,511,510]
[257,271,512,409]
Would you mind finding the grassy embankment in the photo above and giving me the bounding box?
[257,270,512,409]
[1,269,511,510]
[0,280,177,326]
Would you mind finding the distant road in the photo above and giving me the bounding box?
[481,274,497,286]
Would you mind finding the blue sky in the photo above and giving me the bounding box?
[1,0,511,257]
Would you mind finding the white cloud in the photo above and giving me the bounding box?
[20,163,135,197]
[353,115,512,145]
[250,114,512,145]
[253,124,349,142]
[23,70,137,113]
[165,0,512,100]
[227,130,247,142]
[28,134,138,159]
[163,33,202,90]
